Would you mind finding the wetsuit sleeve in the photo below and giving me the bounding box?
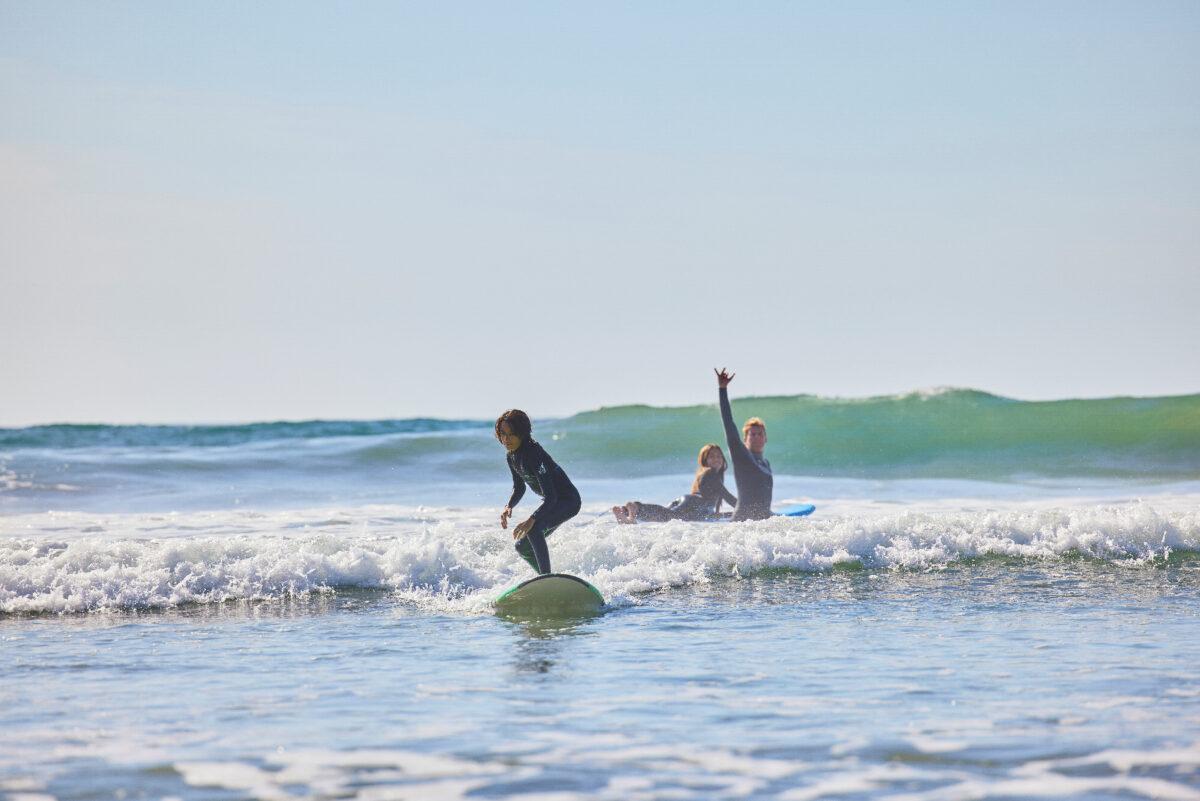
[720,387,754,469]
[699,469,738,512]
[506,459,525,509]
[528,444,559,521]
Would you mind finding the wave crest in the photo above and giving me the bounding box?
[3,503,1196,615]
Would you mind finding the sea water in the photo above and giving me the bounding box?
[2,390,1200,800]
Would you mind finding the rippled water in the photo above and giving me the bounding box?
[3,558,1200,800]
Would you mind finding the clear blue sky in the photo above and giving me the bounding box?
[3,1,1198,425]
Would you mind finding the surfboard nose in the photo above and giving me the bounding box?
[494,573,605,619]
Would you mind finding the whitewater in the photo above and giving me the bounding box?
[2,495,1199,616]
[3,390,1200,800]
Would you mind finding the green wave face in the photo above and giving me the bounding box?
[547,390,1200,480]
[3,389,1197,482]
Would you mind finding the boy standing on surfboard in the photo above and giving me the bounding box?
[495,409,581,574]
[715,368,774,520]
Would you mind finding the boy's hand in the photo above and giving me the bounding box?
[512,517,534,540]
[715,367,735,388]
[500,507,512,529]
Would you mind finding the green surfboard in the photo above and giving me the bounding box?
[494,573,605,617]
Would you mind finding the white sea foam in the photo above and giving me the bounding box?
[164,741,1200,801]
[2,495,1198,615]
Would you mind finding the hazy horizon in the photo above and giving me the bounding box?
[4,383,1200,429]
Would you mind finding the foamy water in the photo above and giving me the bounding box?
[3,493,1198,615]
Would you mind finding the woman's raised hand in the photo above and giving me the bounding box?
[714,367,735,388]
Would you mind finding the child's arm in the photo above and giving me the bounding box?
[526,446,559,522]
[506,460,525,508]
[502,461,525,529]
[699,469,737,512]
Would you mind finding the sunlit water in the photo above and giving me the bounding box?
[3,488,1200,800]
[3,411,1200,799]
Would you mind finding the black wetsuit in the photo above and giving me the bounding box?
[506,439,581,574]
[719,386,773,520]
[632,468,737,522]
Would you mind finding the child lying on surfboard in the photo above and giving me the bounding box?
[611,443,737,523]
[496,409,581,575]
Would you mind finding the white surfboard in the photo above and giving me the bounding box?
[494,573,605,617]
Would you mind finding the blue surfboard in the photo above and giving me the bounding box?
[776,504,816,517]
[698,504,816,522]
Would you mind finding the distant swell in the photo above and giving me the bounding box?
[0,418,487,449]
[1,391,1197,506]
[551,389,1200,479]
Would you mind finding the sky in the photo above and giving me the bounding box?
[2,1,1198,426]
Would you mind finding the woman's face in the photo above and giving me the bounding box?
[705,449,725,470]
[497,421,522,452]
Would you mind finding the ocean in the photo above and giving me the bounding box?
[2,389,1199,800]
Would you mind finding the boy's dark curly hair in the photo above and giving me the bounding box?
[495,409,532,442]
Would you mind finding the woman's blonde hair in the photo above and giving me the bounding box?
[691,443,726,493]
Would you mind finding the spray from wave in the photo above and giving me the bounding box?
[3,501,1197,614]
